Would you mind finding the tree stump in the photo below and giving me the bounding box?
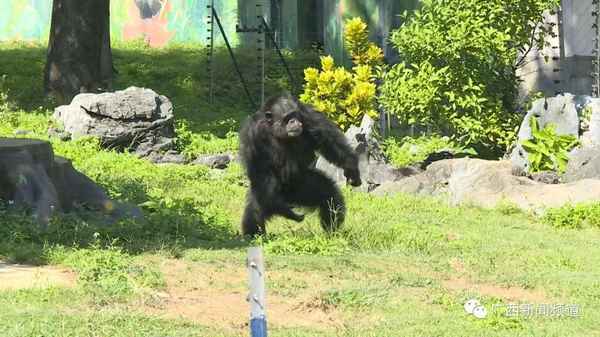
[0,138,137,225]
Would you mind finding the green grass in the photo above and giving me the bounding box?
[2,41,600,336]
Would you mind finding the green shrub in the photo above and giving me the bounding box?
[260,234,351,256]
[383,135,474,167]
[379,0,560,155]
[542,203,600,229]
[521,118,578,173]
[300,18,382,130]
[176,120,239,159]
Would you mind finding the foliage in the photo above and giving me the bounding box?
[300,18,383,130]
[175,120,239,159]
[542,203,600,229]
[343,17,385,68]
[383,135,473,168]
[581,106,593,131]
[380,0,560,155]
[259,234,351,256]
[521,118,578,173]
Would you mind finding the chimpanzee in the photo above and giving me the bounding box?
[239,93,362,237]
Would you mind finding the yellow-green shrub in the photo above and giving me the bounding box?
[300,18,382,130]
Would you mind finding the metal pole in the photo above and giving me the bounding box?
[554,4,564,95]
[247,247,267,337]
[212,7,257,110]
[207,0,215,104]
[257,2,265,107]
[261,17,296,93]
[593,0,600,97]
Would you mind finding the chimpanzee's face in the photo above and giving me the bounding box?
[265,98,304,139]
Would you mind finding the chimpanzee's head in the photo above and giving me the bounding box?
[262,95,304,140]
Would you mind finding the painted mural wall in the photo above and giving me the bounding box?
[0,0,240,47]
[0,0,52,41]
[0,0,417,59]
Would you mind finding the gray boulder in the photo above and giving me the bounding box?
[563,147,600,182]
[192,153,236,169]
[374,158,600,211]
[147,150,188,165]
[530,171,561,184]
[53,86,176,158]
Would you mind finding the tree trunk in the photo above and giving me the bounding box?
[44,0,113,105]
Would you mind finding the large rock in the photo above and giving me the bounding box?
[563,147,600,182]
[53,86,176,158]
[0,137,142,225]
[374,158,600,211]
[316,115,411,192]
[581,98,600,147]
[510,94,581,174]
[192,153,236,169]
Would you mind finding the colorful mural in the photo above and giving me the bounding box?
[0,0,52,41]
[0,0,417,56]
[0,0,240,47]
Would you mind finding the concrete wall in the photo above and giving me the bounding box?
[518,0,596,98]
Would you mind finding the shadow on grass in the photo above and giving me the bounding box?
[0,157,250,264]
[0,202,249,265]
[0,41,319,263]
[0,41,318,136]
[112,44,317,136]
[0,42,52,112]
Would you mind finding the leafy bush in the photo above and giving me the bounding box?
[542,203,600,229]
[379,0,560,155]
[260,234,351,256]
[176,120,239,159]
[300,18,382,130]
[521,118,578,173]
[383,135,472,167]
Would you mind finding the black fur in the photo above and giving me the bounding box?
[239,94,361,236]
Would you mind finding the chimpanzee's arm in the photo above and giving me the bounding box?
[302,106,361,186]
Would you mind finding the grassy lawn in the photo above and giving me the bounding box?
[1,41,600,337]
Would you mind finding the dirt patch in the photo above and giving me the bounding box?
[0,262,76,290]
[443,277,549,303]
[449,258,466,274]
[139,259,342,332]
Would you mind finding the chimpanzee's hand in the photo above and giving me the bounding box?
[344,167,362,187]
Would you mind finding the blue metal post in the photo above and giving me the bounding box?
[248,247,267,337]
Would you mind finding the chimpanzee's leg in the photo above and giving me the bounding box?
[241,192,267,236]
[286,169,346,232]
